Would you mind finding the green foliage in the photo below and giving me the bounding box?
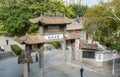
[11,44,22,55]
[70,4,88,17]
[0,0,75,36]
[0,31,6,36]
[49,41,60,48]
[83,0,120,50]
[28,24,39,33]
[109,43,120,51]
[0,1,36,36]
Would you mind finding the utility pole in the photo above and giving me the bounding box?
[112,50,117,74]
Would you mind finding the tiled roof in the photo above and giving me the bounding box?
[18,52,33,64]
[16,34,46,44]
[16,33,81,44]
[65,32,80,40]
[81,44,98,50]
[66,19,84,30]
[29,15,72,25]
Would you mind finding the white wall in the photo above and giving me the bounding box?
[75,39,80,60]
[95,51,120,62]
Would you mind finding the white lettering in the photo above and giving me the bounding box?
[44,34,63,40]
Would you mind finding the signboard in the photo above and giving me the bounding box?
[44,34,63,40]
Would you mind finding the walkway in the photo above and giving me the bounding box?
[0,50,120,77]
[0,52,15,60]
[0,36,120,77]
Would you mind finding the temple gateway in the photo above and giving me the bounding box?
[17,14,83,77]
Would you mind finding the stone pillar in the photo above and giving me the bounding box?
[62,40,66,64]
[38,45,44,68]
[25,44,32,54]
[62,25,66,64]
[37,44,44,77]
[25,44,31,71]
[24,63,28,77]
[38,24,44,68]
[71,40,75,61]
[39,26,44,36]
[79,39,83,62]
[80,49,83,62]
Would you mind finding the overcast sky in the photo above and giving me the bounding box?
[81,0,110,7]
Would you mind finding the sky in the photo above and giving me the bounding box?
[81,0,110,7]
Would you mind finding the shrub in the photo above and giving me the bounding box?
[0,31,6,36]
[49,41,60,48]
[109,43,120,51]
[11,44,22,55]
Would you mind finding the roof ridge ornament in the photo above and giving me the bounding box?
[29,13,71,24]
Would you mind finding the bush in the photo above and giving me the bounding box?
[109,43,120,51]
[49,41,60,48]
[11,44,22,55]
[0,31,6,36]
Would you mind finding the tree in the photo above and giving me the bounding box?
[0,1,37,36]
[69,4,88,17]
[0,0,75,36]
[104,0,120,50]
[84,0,120,50]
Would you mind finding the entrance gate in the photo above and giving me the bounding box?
[17,14,81,77]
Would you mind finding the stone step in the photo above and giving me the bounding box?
[44,64,65,73]
[0,52,15,60]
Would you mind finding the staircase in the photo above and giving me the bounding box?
[0,52,15,60]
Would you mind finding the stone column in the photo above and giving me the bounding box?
[62,40,66,64]
[62,26,66,64]
[25,44,32,54]
[38,48,44,77]
[71,40,75,61]
[24,63,28,77]
[25,44,31,72]
[38,45,44,68]
[79,40,83,62]
[37,44,44,77]
[79,49,83,62]
[39,26,44,36]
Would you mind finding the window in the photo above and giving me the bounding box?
[83,51,95,58]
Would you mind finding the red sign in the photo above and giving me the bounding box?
[75,29,79,33]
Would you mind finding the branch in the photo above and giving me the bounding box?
[107,16,119,20]
[106,6,120,21]
[111,10,120,21]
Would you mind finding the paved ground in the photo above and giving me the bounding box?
[0,36,25,53]
[0,36,120,77]
[0,52,15,60]
[0,56,119,77]
[44,64,114,77]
